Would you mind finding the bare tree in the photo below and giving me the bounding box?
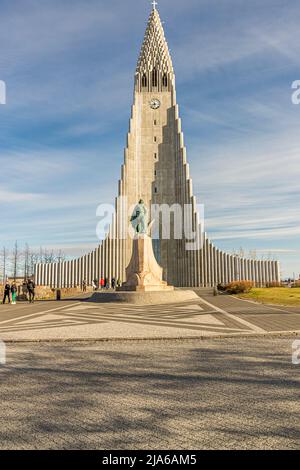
[39,246,44,263]
[43,249,56,263]
[56,250,66,263]
[23,243,30,280]
[12,241,21,281]
[29,251,39,278]
[0,247,8,284]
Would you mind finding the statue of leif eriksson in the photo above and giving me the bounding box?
[130,199,149,234]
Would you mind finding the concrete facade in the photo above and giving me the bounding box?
[35,7,280,288]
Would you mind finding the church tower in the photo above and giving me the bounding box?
[34,5,280,288]
[120,5,200,285]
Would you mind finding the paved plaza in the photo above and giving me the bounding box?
[0,291,299,341]
[0,293,299,450]
[0,336,298,450]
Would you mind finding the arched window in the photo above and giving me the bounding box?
[152,69,158,87]
[162,74,168,87]
[142,74,147,88]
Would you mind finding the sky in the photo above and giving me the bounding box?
[0,0,299,278]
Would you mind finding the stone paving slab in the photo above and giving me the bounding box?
[0,337,298,450]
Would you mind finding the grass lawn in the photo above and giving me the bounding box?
[238,287,300,306]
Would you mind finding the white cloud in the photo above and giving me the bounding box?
[0,189,43,203]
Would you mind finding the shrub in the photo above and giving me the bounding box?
[224,281,254,294]
[217,283,226,292]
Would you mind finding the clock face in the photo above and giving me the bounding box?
[150,99,161,110]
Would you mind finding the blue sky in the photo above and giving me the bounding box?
[0,0,299,278]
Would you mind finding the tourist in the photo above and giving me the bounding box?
[111,278,116,290]
[22,280,28,298]
[105,278,109,289]
[100,278,105,289]
[82,280,87,292]
[92,280,97,291]
[117,278,121,288]
[2,282,11,304]
[27,279,35,304]
[11,283,17,305]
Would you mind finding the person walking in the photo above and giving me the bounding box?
[100,278,105,289]
[82,280,87,292]
[22,280,28,299]
[11,283,17,305]
[2,282,11,304]
[27,279,35,304]
[111,278,116,290]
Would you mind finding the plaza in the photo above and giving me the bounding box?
[0,331,298,450]
[0,291,300,342]
[0,289,299,449]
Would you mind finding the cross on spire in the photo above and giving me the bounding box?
[152,0,158,10]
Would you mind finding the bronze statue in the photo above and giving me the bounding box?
[130,199,149,234]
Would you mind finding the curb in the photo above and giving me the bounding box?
[2,330,299,344]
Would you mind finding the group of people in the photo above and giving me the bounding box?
[2,279,35,305]
[100,277,121,290]
[89,278,121,291]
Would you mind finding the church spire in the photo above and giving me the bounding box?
[135,5,174,92]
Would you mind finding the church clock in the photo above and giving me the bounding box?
[150,98,161,109]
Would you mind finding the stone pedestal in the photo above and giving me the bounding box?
[118,234,174,292]
[88,234,199,304]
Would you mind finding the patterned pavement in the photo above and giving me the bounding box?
[0,295,299,450]
[0,292,299,341]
